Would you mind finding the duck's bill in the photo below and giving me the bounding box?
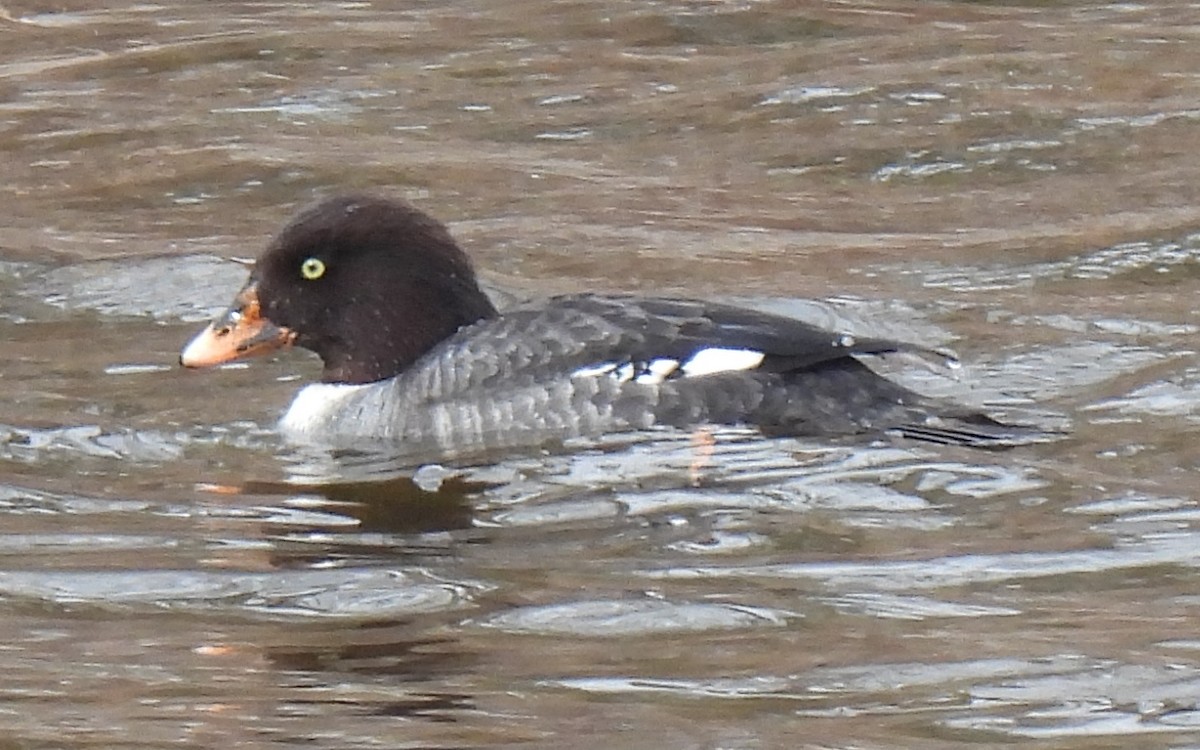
[180,282,296,368]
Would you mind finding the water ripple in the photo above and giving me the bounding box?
[0,568,485,621]
[477,599,789,637]
[649,532,1200,591]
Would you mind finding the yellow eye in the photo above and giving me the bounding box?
[300,257,326,280]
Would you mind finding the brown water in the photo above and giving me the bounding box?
[3,1,1200,747]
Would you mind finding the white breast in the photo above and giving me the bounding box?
[278,382,373,436]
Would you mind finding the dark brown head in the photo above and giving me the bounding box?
[181,195,499,383]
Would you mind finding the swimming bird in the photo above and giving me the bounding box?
[181,194,1020,453]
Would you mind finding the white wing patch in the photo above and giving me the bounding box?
[642,358,681,383]
[680,347,765,377]
[572,362,622,379]
[571,348,765,385]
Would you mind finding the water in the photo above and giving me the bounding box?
[3,1,1200,747]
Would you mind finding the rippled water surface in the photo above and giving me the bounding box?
[4,1,1200,747]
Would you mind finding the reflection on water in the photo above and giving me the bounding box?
[3,0,1200,747]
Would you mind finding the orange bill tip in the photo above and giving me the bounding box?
[180,282,295,368]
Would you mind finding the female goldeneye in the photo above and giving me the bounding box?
[180,194,1017,451]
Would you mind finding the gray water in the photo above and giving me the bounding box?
[3,1,1200,747]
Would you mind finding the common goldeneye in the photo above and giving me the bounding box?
[180,194,1019,451]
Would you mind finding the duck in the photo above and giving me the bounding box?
[180,194,1024,453]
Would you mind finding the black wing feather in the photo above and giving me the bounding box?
[551,294,929,370]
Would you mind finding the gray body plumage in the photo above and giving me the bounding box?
[280,294,1001,452]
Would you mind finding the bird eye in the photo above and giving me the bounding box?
[300,257,326,280]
